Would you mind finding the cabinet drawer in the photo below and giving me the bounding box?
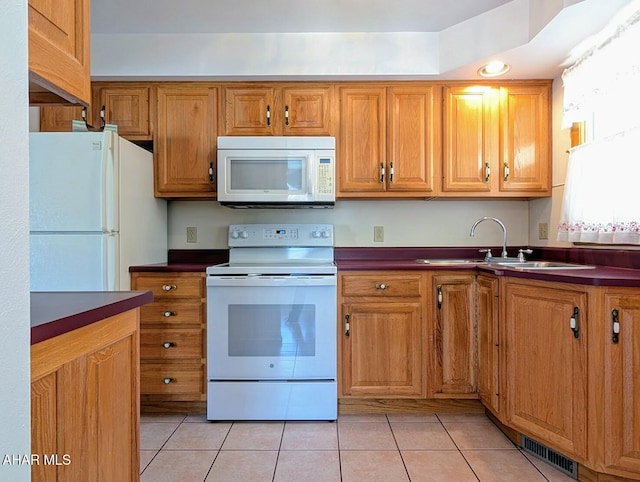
[140,301,204,326]
[133,274,204,299]
[341,274,423,298]
[140,363,204,395]
[141,329,203,360]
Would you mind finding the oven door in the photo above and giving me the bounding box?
[206,275,336,380]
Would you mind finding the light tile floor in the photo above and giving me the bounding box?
[140,412,577,482]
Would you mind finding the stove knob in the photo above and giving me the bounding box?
[312,230,321,238]
[321,230,330,238]
[240,230,249,239]
[230,230,240,239]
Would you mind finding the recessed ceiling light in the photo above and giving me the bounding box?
[478,60,511,78]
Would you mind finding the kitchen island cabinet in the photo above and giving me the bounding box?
[30,291,151,482]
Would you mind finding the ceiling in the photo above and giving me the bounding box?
[91,0,513,34]
[90,0,636,80]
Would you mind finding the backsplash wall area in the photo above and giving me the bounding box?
[168,199,530,249]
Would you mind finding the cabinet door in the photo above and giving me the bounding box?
[499,85,551,194]
[601,292,640,476]
[155,86,217,198]
[341,302,423,397]
[94,84,151,139]
[28,0,91,104]
[282,85,333,135]
[477,275,500,415]
[504,281,587,459]
[387,86,438,193]
[338,87,387,193]
[442,86,498,193]
[430,274,477,397]
[223,86,278,135]
[39,105,84,132]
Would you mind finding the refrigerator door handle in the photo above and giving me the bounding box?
[103,132,119,232]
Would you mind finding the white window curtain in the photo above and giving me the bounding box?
[558,4,640,244]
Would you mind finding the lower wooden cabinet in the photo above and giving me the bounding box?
[131,271,206,404]
[31,310,139,482]
[429,273,477,397]
[503,279,588,461]
[598,288,640,478]
[339,272,424,397]
[476,274,500,416]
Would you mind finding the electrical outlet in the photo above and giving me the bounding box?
[374,226,384,242]
[186,226,197,243]
[538,222,549,240]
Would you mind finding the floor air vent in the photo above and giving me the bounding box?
[521,435,578,479]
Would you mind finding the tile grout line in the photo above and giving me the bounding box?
[435,414,482,482]
[386,414,413,482]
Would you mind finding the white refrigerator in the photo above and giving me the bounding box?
[29,131,167,291]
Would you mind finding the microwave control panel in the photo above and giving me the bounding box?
[317,156,334,195]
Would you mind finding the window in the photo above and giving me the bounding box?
[558,3,640,244]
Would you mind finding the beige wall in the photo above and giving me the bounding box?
[168,199,530,250]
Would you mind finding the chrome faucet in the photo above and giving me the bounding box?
[470,217,508,259]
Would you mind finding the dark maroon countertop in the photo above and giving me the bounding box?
[31,290,154,345]
[129,246,640,287]
[335,247,640,287]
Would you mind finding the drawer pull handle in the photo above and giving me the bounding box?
[162,342,176,349]
[163,377,175,384]
[162,284,177,291]
[375,283,389,290]
[162,311,176,317]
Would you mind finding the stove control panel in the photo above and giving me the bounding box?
[228,224,334,247]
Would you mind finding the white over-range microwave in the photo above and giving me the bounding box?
[217,136,336,208]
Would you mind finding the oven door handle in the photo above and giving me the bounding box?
[207,275,337,287]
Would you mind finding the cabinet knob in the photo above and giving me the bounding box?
[162,311,176,317]
[163,377,175,385]
[375,282,389,290]
[162,284,177,291]
[162,342,176,349]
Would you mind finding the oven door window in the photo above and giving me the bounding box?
[228,304,315,357]
[207,283,336,380]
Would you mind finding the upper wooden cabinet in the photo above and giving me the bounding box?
[92,83,153,140]
[221,84,334,136]
[338,85,439,197]
[39,104,84,132]
[28,0,91,105]
[155,85,218,198]
[442,82,551,197]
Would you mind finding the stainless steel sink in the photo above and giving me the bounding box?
[491,261,596,270]
[415,259,484,265]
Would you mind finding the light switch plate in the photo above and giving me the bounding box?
[538,222,549,240]
[374,226,384,242]
[187,226,197,243]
